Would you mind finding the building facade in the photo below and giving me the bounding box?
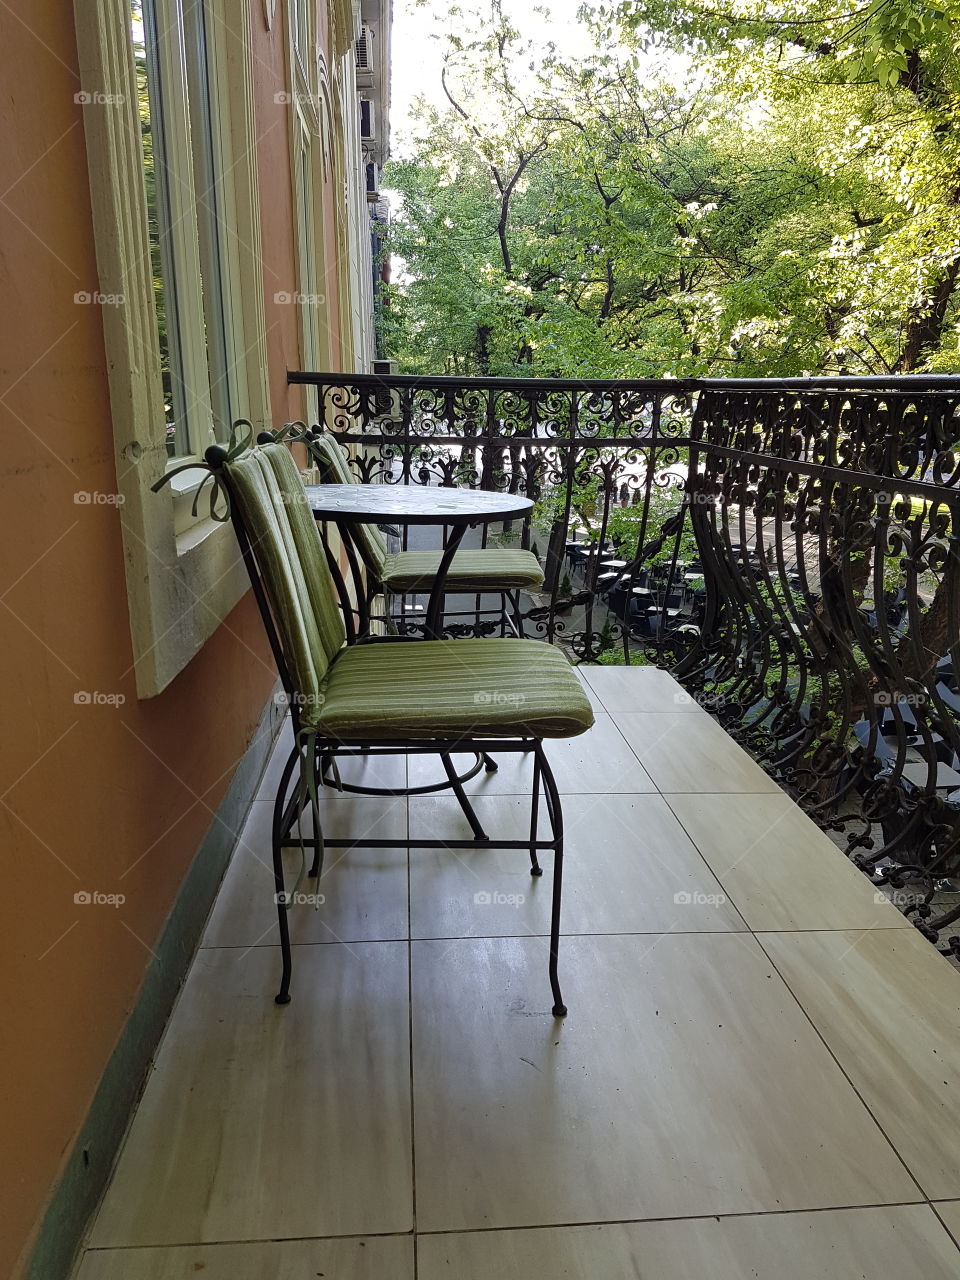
[0,2,390,1274]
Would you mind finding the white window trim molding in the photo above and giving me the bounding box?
[74,0,270,698]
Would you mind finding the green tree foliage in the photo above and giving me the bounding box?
[384,0,960,375]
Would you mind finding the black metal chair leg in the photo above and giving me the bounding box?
[482,753,498,772]
[271,743,300,1006]
[441,752,488,841]
[536,742,567,1017]
[529,748,543,876]
[510,590,524,638]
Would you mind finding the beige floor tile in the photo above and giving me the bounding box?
[578,663,707,714]
[934,1201,960,1243]
[202,798,408,947]
[407,715,655,796]
[615,713,781,793]
[666,793,911,931]
[89,944,412,1246]
[411,933,919,1231]
[257,725,408,801]
[761,928,960,1199]
[408,793,744,938]
[76,1236,414,1280]
[418,1206,960,1280]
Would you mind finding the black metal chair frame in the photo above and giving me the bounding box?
[316,513,527,644]
[210,444,570,1018]
[296,428,530,641]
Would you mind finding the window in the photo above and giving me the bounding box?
[285,4,335,421]
[76,0,271,696]
[359,98,374,139]
[133,0,215,460]
[133,0,262,464]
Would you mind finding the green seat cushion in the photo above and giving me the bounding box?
[308,638,594,740]
[381,548,544,593]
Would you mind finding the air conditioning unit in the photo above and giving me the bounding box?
[355,25,374,86]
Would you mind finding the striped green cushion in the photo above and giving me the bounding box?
[224,447,345,703]
[260,445,345,664]
[308,639,595,740]
[309,433,388,574]
[381,548,544,593]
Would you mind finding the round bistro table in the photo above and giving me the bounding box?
[305,483,534,641]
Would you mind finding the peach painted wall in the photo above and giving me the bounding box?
[0,3,344,1274]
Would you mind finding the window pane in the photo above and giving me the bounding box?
[132,0,191,457]
[183,0,237,439]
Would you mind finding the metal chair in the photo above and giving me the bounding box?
[208,438,595,1017]
[302,428,544,639]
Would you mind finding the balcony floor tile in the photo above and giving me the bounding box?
[88,944,413,1247]
[411,932,919,1232]
[934,1201,960,1241]
[407,714,657,796]
[76,1237,414,1280]
[417,1205,960,1280]
[614,712,782,793]
[665,792,912,932]
[408,793,745,938]
[202,797,409,948]
[579,662,708,714]
[761,928,960,1200]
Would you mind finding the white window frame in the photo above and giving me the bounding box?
[74,0,271,697]
[284,9,339,425]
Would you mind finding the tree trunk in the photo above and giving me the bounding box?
[896,255,960,372]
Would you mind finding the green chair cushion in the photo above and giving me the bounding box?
[224,446,345,704]
[380,548,544,593]
[308,638,595,740]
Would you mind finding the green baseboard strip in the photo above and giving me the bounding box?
[27,692,285,1280]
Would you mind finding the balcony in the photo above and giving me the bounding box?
[74,664,960,1275]
[288,369,960,950]
[69,373,960,1277]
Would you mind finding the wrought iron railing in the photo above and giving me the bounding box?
[290,369,960,952]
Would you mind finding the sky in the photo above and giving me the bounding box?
[389,0,595,160]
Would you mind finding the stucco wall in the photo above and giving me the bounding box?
[0,3,348,1273]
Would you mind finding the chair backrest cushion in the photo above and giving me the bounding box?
[225,445,345,706]
[310,433,388,575]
